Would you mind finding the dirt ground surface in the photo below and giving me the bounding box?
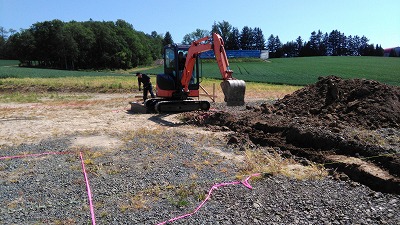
[183,76,400,194]
[0,94,163,147]
[0,77,399,224]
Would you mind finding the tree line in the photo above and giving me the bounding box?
[183,21,386,58]
[269,30,384,58]
[182,21,266,50]
[0,19,167,70]
[0,19,393,71]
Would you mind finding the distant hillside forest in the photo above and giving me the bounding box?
[0,19,165,70]
[0,19,387,70]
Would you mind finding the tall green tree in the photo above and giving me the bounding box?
[274,36,283,57]
[134,31,154,66]
[115,19,139,68]
[163,31,173,46]
[64,22,95,69]
[0,26,8,39]
[320,32,329,56]
[282,41,297,57]
[327,30,347,56]
[31,19,65,67]
[240,26,253,50]
[8,28,16,36]
[252,27,265,50]
[346,35,357,56]
[359,36,370,56]
[267,35,282,58]
[307,30,326,56]
[182,29,209,44]
[148,31,163,60]
[7,29,36,65]
[225,27,241,50]
[57,25,79,69]
[211,20,232,44]
[295,36,303,56]
[85,21,122,68]
[4,19,163,69]
[375,44,384,56]
[267,34,275,52]
[0,36,5,59]
[281,29,378,57]
[309,31,318,55]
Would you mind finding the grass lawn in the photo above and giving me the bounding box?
[0,56,398,98]
[142,56,400,86]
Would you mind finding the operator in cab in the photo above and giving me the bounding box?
[136,72,155,102]
[178,51,185,71]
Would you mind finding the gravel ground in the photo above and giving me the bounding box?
[1,131,399,224]
[171,178,400,225]
[0,94,399,224]
[0,139,89,224]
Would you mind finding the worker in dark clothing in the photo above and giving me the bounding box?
[178,51,185,71]
[136,72,155,102]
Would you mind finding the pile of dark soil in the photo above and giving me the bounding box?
[273,76,400,129]
[183,76,400,193]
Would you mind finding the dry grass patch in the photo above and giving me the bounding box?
[239,149,328,180]
[122,127,167,142]
[165,182,203,208]
[244,82,301,100]
[1,76,137,92]
[182,159,205,171]
[118,185,164,212]
[198,79,300,102]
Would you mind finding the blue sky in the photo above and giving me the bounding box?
[1,0,399,48]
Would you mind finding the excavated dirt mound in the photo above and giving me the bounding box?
[183,76,400,194]
[274,75,400,129]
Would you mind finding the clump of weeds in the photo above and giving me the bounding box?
[239,148,327,180]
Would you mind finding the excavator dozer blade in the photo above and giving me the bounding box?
[220,80,246,106]
[129,101,149,113]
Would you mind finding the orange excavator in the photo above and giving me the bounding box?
[132,33,246,113]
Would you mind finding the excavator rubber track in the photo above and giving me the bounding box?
[145,99,210,113]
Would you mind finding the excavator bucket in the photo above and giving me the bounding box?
[220,80,246,106]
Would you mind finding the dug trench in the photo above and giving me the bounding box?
[183,76,400,194]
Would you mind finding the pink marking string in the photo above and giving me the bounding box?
[156,173,261,225]
[1,151,96,224]
[0,151,72,160]
[1,151,260,225]
[79,152,96,225]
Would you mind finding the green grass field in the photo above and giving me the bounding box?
[0,61,126,78]
[1,57,399,86]
[0,60,20,67]
[143,57,400,86]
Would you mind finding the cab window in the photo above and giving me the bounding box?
[164,48,175,76]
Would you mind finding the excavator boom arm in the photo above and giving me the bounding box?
[181,33,233,92]
[212,33,234,80]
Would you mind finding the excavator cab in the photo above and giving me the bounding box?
[146,44,210,112]
[156,44,200,99]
